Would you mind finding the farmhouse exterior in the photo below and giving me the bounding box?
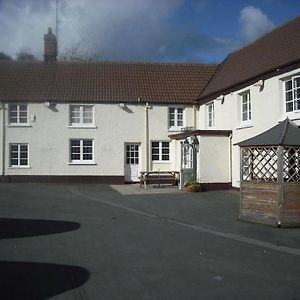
[0,17,299,188]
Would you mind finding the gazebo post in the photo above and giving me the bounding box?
[276,145,284,227]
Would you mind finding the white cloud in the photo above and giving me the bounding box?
[239,6,275,42]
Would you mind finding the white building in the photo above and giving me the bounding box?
[0,29,217,184]
[0,17,300,189]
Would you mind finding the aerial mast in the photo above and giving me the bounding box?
[56,0,59,54]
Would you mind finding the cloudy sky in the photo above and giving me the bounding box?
[0,0,299,63]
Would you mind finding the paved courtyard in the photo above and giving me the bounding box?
[0,183,299,300]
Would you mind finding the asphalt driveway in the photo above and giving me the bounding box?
[0,183,299,300]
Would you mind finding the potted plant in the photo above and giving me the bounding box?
[184,177,202,192]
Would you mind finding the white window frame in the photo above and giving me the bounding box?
[69,105,94,127]
[69,139,94,164]
[151,141,170,162]
[9,143,29,167]
[206,102,214,128]
[240,91,252,126]
[8,104,28,126]
[284,75,300,113]
[168,107,185,131]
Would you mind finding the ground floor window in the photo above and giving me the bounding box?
[70,139,94,163]
[151,141,170,161]
[10,143,29,167]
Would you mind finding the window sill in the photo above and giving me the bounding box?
[7,124,32,128]
[236,124,253,130]
[68,126,97,129]
[69,162,97,165]
[8,166,31,169]
[152,161,171,164]
[168,127,184,132]
[285,111,300,121]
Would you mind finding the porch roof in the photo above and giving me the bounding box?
[168,129,232,140]
[236,118,300,147]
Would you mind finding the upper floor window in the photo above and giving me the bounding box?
[8,104,28,125]
[207,102,214,128]
[168,107,184,130]
[70,139,94,163]
[285,76,300,112]
[10,143,29,167]
[240,91,251,124]
[151,141,170,162]
[70,105,94,126]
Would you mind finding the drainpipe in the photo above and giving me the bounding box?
[229,133,233,185]
[193,104,197,129]
[1,102,5,176]
[145,102,150,172]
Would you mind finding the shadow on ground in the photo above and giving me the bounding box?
[0,261,90,299]
[0,218,80,239]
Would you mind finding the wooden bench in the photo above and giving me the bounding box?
[139,171,180,188]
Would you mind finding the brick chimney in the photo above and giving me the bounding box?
[44,27,57,62]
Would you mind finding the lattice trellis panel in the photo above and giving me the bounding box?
[283,147,300,182]
[241,147,278,182]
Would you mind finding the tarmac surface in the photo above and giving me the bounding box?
[0,183,299,300]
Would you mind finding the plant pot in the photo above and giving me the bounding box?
[185,185,201,192]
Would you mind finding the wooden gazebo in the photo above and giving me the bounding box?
[237,119,300,227]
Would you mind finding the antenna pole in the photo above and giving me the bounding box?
[56,0,59,53]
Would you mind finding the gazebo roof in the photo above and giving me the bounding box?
[237,119,300,147]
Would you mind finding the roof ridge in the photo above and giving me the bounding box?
[0,60,217,67]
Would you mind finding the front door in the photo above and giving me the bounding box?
[125,143,141,182]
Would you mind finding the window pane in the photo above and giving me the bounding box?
[286,91,293,101]
[10,158,18,166]
[11,144,18,152]
[285,80,292,91]
[293,77,300,88]
[83,106,93,124]
[152,154,159,161]
[152,148,159,154]
[286,102,293,112]
[20,159,28,166]
[71,140,80,147]
[71,153,80,160]
[83,154,93,160]
[19,118,27,124]
[83,140,92,147]
[152,142,159,148]
[162,155,169,161]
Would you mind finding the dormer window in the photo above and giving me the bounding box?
[168,107,184,130]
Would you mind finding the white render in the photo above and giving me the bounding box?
[0,102,196,179]
[198,67,300,188]
[197,136,230,184]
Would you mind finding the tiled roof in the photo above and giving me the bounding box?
[199,16,300,103]
[0,61,217,104]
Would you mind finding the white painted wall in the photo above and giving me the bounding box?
[198,67,300,188]
[198,136,230,183]
[2,102,194,179]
